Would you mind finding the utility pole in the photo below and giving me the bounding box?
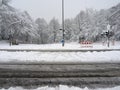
[62,0,65,47]
[107,24,110,47]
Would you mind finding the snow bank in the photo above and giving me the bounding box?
[0,41,120,63]
[1,85,120,90]
[0,41,120,50]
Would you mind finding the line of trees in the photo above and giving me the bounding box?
[0,0,120,44]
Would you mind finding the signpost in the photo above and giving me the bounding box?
[62,0,65,47]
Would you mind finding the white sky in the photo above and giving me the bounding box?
[10,0,120,23]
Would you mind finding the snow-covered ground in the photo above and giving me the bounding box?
[0,41,120,89]
[0,40,120,50]
[0,41,120,63]
[1,85,120,90]
[0,51,120,63]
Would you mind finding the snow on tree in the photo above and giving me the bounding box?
[73,9,109,42]
[109,3,120,40]
[48,18,61,43]
[0,0,39,43]
[2,0,11,5]
[35,18,49,44]
[74,11,85,42]
[64,19,76,41]
[0,0,11,6]
[15,11,39,43]
[0,0,120,44]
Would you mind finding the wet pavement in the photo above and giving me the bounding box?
[0,63,120,88]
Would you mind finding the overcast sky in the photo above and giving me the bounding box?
[10,0,120,22]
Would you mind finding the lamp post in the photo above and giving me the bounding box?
[62,0,65,47]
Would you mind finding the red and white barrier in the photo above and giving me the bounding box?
[80,41,93,48]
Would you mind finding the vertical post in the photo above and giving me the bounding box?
[9,28,12,46]
[62,0,65,47]
[107,31,110,47]
[107,24,110,47]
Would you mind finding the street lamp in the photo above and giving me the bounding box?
[62,0,65,47]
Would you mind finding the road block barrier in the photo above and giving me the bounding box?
[80,41,93,48]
